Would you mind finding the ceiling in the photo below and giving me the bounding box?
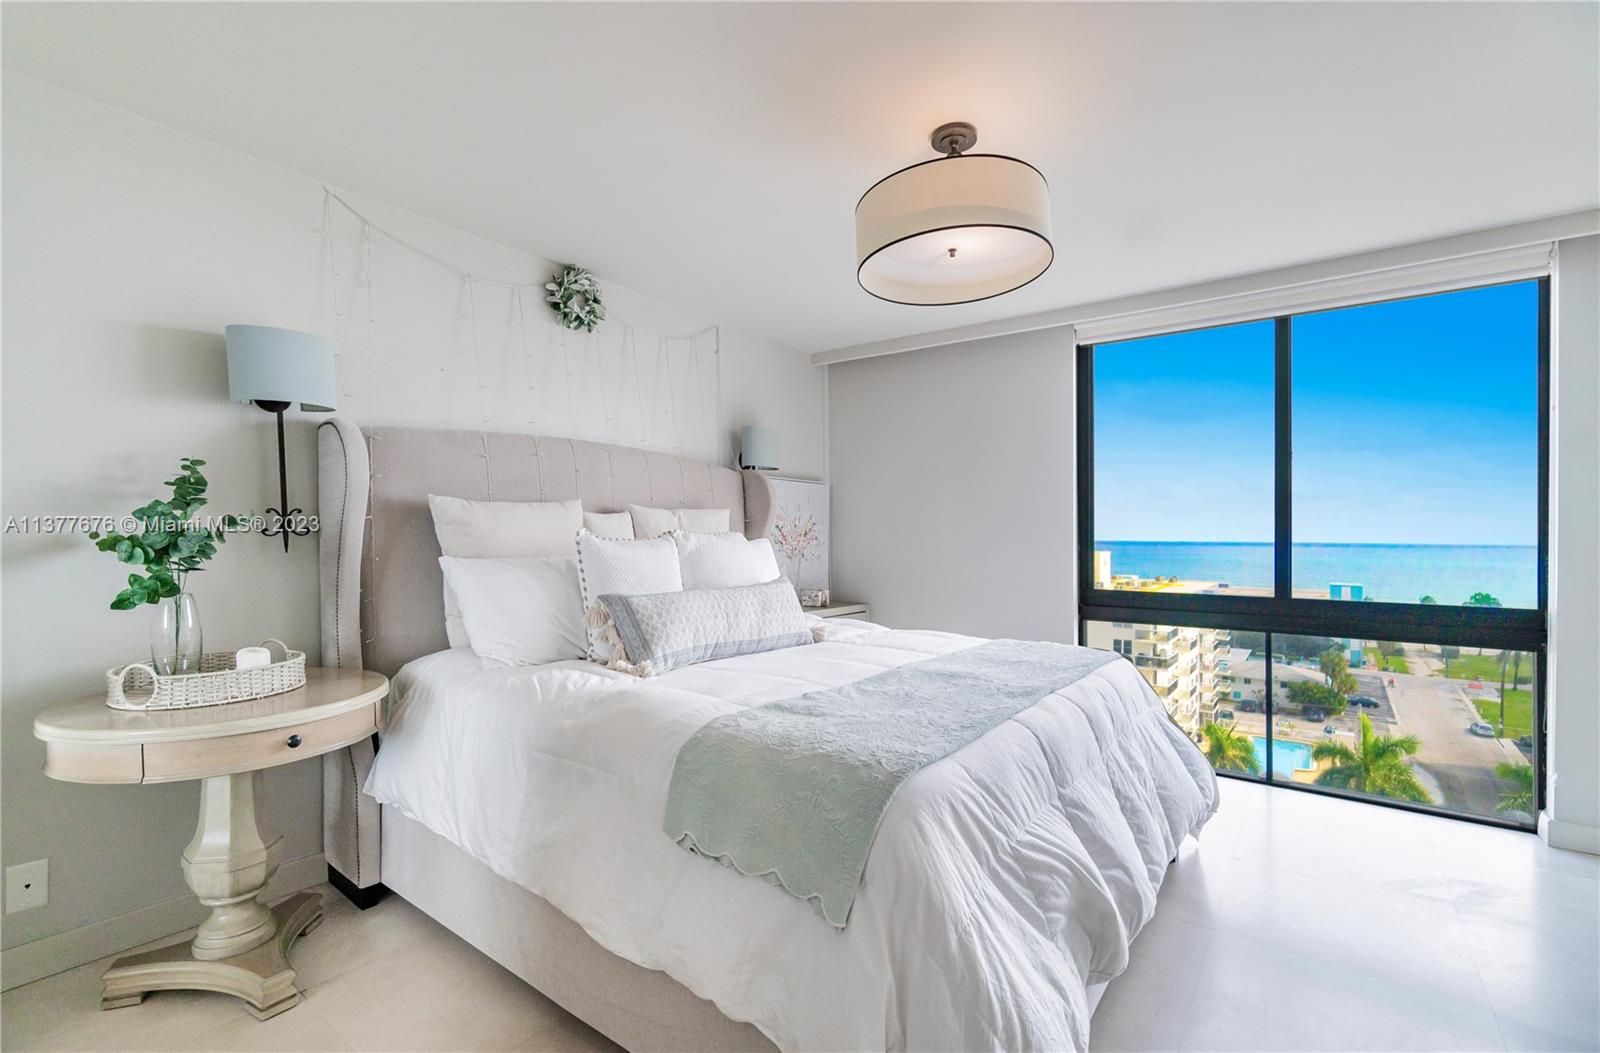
[5,3,1597,355]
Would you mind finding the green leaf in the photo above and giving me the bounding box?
[110,591,143,611]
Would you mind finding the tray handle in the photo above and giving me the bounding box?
[117,663,160,709]
[261,638,290,663]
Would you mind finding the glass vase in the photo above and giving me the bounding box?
[151,592,203,676]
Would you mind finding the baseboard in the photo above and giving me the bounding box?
[0,852,326,992]
[1539,812,1600,855]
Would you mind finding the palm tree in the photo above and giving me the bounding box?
[1311,714,1431,803]
[1202,722,1261,775]
[1494,762,1534,816]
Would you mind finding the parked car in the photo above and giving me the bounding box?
[1349,696,1380,709]
[1469,721,1496,737]
[1304,708,1327,722]
[1323,725,1337,735]
[1218,709,1235,721]
[1237,700,1259,713]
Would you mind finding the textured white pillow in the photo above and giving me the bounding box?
[428,496,583,647]
[583,511,635,539]
[439,556,586,668]
[674,531,780,590]
[628,504,731,539]
[575,532,684,661]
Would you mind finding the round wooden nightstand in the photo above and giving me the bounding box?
[33,667,388,1020]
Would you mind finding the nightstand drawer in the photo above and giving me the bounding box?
[142,703,378,783]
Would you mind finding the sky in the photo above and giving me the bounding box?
[1093,280,1540,546]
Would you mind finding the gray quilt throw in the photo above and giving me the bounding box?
[662,639,1120,927]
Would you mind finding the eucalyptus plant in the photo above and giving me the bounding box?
[88,458,239,610]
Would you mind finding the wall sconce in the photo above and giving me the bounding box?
[738,426,779,471]
[225,325,337,553]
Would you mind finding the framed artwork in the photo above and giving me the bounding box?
[768,477,829,592]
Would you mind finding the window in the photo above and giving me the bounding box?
[1291,283,1540,607]
[1091,321,1275,595]
[1078,279,1547,829]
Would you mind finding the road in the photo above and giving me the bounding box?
[1384,670,1521,816]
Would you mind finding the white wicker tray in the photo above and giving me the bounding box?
[106,639,307,711]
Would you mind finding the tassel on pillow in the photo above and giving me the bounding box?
[584,604,656,677]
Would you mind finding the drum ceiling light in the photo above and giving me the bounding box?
[855,122,1053,306]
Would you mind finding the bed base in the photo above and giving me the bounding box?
[381,807,777,1052]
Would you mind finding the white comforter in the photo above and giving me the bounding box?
[365,623,1218,1051]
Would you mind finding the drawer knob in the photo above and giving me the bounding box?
[285,734,303,749]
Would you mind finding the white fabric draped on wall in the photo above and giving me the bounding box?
[316,189,722,461]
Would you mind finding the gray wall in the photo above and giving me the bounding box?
[828,328,1077,642]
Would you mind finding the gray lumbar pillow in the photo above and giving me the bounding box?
[597,580,814,677]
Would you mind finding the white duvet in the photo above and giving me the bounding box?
[365,623,1219,1052]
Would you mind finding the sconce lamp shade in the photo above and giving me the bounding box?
[739,426,779,471]
[225,325,337,412]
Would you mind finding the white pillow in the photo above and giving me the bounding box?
[628,504,731,539]
[575,532,684,662]
[674,531,781,590]
[428,495,583,647]
[748,537,781,583]
[439,556,586,668]
[583,511,635,539]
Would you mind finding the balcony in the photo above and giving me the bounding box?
[1136,627,1179,643]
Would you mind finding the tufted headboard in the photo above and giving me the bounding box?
[314,416,777,894]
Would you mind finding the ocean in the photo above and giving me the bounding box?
[1096,541,1538,609]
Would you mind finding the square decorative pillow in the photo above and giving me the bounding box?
[583,511,635,539]
[428,495,584,647]
[628,504,731,539]
[575,531,684,662]
[439,556,586,668]
[674,531,780,590]
[597,580,813,677]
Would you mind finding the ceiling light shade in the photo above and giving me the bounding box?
[856,123,1052,306]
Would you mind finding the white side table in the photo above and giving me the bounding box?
[808,601,870,621]
[33,668,387,1019]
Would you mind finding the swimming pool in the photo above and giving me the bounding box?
[1252,736,1313,774]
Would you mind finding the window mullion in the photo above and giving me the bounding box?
[1274,316,1292,606]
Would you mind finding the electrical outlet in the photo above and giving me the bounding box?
[5,859,48,913]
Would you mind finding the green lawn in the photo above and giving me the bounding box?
[1473,688,1534,739]
[1364,648,1409,674]
[1446,653,1533,687]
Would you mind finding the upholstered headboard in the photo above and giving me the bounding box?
[314,416,777,893]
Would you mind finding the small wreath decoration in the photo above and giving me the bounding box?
[545,265,607,333]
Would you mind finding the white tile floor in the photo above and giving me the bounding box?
[5,778,1597,1052]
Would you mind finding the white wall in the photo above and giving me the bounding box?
[0,72,824,972]
[828,328,1077,641]
[1546,234,1600,853]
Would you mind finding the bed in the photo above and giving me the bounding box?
[316,418,1219,1051]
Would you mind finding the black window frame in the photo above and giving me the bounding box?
[1077,278,1550,830]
